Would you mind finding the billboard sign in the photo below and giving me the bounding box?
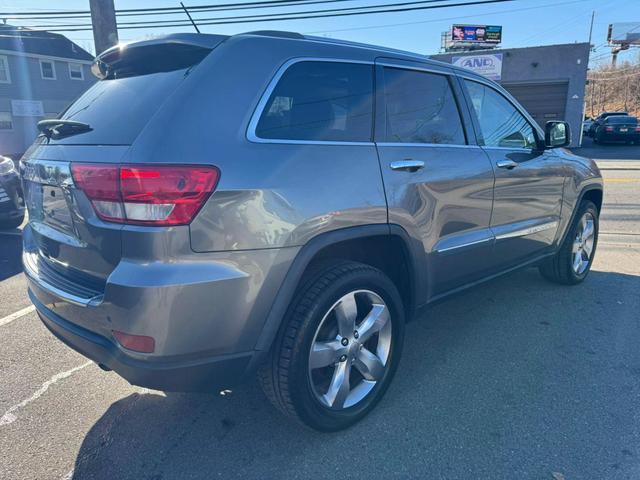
[452,25,502,44]
[453,54,503,81]
[607,23,640,45]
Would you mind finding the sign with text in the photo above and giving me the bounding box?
[452,25,502,44]
[453,54,503,81]
[11,100,44,117]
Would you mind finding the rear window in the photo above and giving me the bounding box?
[254,61,374,142]
[47,68,189,145]
[607,116,637,124]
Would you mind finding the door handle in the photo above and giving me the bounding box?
[390,159,425,172]
[496,159,518,169]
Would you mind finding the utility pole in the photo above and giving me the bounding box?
[588,11,595,47]
[89,0,118,56]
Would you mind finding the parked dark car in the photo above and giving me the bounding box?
[21,32,603,431]
[0,156,24,229]
[587,111,629,137]
[593,115,639,144]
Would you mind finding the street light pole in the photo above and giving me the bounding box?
[89,0,118,56]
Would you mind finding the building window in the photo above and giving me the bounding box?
[40,60,56,80]
[0,112,13,130]
[0,56,11,84]
[68,63,84,80]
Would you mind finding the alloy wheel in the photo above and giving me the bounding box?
[572,212,596,275]
[308,290,392,410]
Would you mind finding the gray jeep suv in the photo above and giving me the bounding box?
[21,31,603,431]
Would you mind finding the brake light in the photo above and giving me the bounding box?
[605,126,614,132]
[71,164,219,226]
[635,127,640,133]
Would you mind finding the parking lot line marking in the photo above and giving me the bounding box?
[0,305,36,327]
[0,361,92,427]
[604,178,639,183]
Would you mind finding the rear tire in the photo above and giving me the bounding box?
[539,200,599,285]
[259,260,405,431]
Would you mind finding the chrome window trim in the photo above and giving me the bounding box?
[376,60,453,76]
[376,142,478,149]
[246,57,376,146]
[494,221,559,240]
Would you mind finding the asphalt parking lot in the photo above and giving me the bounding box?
[1,143,639,479]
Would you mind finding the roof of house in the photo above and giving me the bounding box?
[0,24,93,61]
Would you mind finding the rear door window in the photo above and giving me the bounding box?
[254,61,374,142]
[381,67,466,145]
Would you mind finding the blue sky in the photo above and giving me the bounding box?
[3,0,640,64]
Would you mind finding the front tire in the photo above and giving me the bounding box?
[259,261,405,431]
[539,200,599,285]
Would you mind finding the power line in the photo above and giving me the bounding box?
[13,0,503,29]
[305,0,582,35]
[0,0,336,16]
[0,0,357,20]
[5,0,521,32]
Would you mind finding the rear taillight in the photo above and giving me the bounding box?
[635,127,640,133]
[605,126,614,132]
[71,164,219,226]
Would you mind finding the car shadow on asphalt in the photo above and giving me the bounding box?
[69,268,640,479]
[0,232,23,282]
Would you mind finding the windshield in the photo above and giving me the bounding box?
[607,116,638,124]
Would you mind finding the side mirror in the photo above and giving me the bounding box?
[545,121,571,148]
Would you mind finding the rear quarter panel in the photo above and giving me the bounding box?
[126,35,387,252]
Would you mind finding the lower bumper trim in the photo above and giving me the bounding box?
[30,290,253,392]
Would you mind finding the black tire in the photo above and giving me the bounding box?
[539,200,599,285]
[0,213,24,230]
[259,260,405,431]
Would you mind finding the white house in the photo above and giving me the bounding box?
[0,24,96,157]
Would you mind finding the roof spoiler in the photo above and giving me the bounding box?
[92,33,228,79]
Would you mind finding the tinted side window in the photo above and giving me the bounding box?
[382,67,466,145]
[465,80,537,149]
[255,61,373,142]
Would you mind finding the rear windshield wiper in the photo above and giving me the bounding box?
[37,119,92,139]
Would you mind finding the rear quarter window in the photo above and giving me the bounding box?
[254,61,374,143]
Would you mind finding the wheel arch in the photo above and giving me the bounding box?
[251,224,426,363]
[559,183,603,246]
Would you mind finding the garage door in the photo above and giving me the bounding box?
[502,82,568,128]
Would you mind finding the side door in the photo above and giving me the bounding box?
[374,59,496,298]
[460,78,566,269]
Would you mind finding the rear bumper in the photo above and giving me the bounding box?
[30,290,253,392]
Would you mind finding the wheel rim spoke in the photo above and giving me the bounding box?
[323,361,351,408]
[310,340,344,369]
[357,304,388,343]
[583,238,594,257]
[583,220,595,241]
[354,347,385,381]
[334,293,358,337]
[573,252,583,272]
